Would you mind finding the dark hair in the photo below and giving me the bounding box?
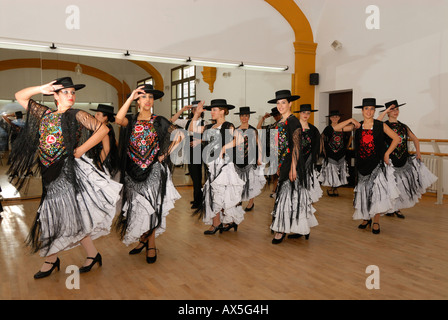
[101,112,115,123]
[218,107,229,116]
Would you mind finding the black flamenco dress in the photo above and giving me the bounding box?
[8,100,122,257]
[270,115,318,235]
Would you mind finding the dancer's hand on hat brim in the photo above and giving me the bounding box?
[195,100,205,114]
[40,80,64,95]
[130,86,146,100]
[386,105,397,113]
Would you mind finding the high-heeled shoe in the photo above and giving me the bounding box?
[372,223,381,234]
[34,257,60,279]
[358,219,372,229]
[244,204,254,212]
[204,223,223,235]
[222,222,238,232]
[79,253,102,273]
[287,233,310,240]
[129,240,148,255]
[394,211,405,219]
[272,232,285,244]
[146,247,159,264]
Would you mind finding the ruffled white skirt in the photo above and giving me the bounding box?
[120,162,180,246]
[37,155,122,257]
[201,157,245,225]
[234,163,266,201]
[353,164,400,220]
[388,157,438,212]
[271,178,318,235]
[319,157,349,188]
[307,167,323,203]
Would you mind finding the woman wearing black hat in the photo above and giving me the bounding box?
[268,91,318,244]
[353,98,401,234]
[233,107,266,212]
[257,107,282,198]
[170,100,205,209]
[10,77,122,278]
[319,110,359,196]
[377,100,437,218]
[89,104,120,177]
[189,99,245,234]
[114,84,184,263]
[293,104,323,204]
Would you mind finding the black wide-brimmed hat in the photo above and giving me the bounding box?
[270,107,280,116]
[191,100,201,107]
[137,84,164,100]
[204,99,235,110]
[293,104,318,113]
[234,106,256,115]
[268,90,300,104]
[15,111,23,119]
[326,110,344,117]
[45,77,85,96]
[354,98,384,109]
[383,100,406,109]
[89,104,116,115]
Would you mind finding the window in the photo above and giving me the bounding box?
[171,65,196,118]
[137,77,154,87]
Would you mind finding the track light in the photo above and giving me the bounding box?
[0,38,290,72]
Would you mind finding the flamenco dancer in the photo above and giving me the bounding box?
[114,84,184,263]
[268,91,318,244]
[319,110,357,196]
[9,77,122,278]
[89,104,120,178]
[257,107,282,198]
[189,100,245,234]
[234,106,266,212]
[353,98,401,234]
[377,100,437,218]
[170,100,205,209]
[293,104,323,204]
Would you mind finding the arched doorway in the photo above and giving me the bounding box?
[265,0,317,123]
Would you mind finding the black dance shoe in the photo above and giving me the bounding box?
[34,258,60,279]
[394,211,405,219]
[146,248,159,264]
[358,219,372,229]
[222,222,238,232]
[204,223,223,235]
[287,233,310,240]
[372,223,381,234]
[79,253,102,273]
[272,233,286,244]
[244,204,254,212]
[129,240,148,255]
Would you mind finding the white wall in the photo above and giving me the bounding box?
[311,0,448,194]
[0,0,295,71]
[313,0,448,138]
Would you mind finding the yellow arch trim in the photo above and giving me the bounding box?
[129,60,164,93]
[264,0,317,123]
[0,58,131,104]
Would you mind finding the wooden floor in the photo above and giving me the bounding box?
[1,165,448,300]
